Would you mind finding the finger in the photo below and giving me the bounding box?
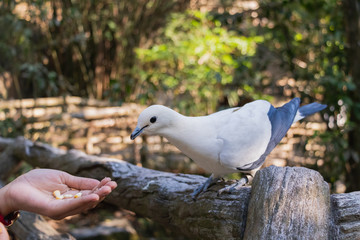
[91,177,111,192]
[63,173,100,190]
[48,193,99,220]
[0,223,9,240]
[105,180,118,191]
[93,180,117,196]
[94,185,112,198]
[63,181,117,217]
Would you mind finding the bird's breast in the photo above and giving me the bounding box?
[163,123,230,174]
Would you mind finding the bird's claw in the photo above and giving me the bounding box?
[217,176,249,196]
[191,174,219,200]
[191,184,206,200]
[217,186,235,196]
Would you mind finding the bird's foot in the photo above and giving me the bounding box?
[191,174,220,200]
[217,175,252,195]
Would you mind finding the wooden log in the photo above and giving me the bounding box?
[0,137,360,239]
[331,191,360,239]
[0,137,28,182]
[0,137,250,239]
[244,166,330,239]
[71,105,145,120]
[8,211,75,240]
[0,96,114,109]
[0,97,142,123]
[0,97,67,109]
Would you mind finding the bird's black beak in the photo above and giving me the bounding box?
[130,125,148,140]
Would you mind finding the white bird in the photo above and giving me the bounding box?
[130,98,326,199]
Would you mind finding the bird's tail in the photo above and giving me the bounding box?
[293,102,327,123]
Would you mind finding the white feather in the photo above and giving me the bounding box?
[293,110,304,123]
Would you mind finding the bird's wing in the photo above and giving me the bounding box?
[217,100,273,171]
[236,97,301,171]
[207,107,240,130]
[217,98,301,172]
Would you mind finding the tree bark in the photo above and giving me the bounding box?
[0,137,360,239]
[8,211,75,240]
[331,191,360,239]
[244,166,330,239]
[343,0,360,192]
[0,137,27,182]
[0,96,113,109]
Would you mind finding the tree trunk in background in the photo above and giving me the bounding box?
[343,0,360,192]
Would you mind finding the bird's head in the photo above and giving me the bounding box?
[130,105,176,140]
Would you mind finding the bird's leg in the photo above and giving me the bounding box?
[191,174,220,200]
[217,174,254,195]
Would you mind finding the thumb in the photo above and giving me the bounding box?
[0,223,9,240]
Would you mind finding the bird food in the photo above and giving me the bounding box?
[74,192,82,198]
[53,190,82,200]
[63,194,74,199]
[52,190,64,200]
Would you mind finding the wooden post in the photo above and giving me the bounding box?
[331,191,360,239]
[244,166,330,239]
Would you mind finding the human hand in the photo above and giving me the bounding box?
[0,169,117,220]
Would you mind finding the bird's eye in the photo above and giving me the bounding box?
[150,116,157,123]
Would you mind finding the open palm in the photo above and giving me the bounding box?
[2,169,117,220]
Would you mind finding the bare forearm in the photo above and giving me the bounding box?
[0,185,14,217]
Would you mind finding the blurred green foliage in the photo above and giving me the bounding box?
[251,0,358,191]
[0,0,188,99]
[133,11,268,114]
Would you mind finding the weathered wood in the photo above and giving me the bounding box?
[0,96,113,109]
[0,97,141,122]
[244,166,330,239]
[70,224,133,239]
[8,211,75,240]
[343,0,360,193]
[71,105,145,120]
[0,137,28,182]
[1,137,360,239]
[0,181,75,240]
[331,191,360,239]
[0,137,249,239]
